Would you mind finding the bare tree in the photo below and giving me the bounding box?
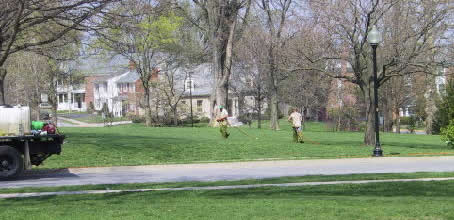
[157,57,189,126]
[258,0,293,130]
[297,0,452,145]
[0,0,115,105]
[234,20,269,128]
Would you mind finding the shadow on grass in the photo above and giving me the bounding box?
[198,180,454,198]
[383,141,448,150]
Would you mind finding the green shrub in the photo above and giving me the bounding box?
[399,116,411,125]
[327,107,360,131]
[441,119,454,148]
[407,116,417,134]
[87,102,95,114]
[432,80,454,134]
[199,117,210,123]
[129,115,145,124]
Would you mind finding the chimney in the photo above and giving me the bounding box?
[128,60,136,71]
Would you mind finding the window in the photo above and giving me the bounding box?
[185,80,194,91]
[95,84,100,93]
[58,94,64,103]
[130,84,135,92]
[197,100,203,112]
[245,78,252,86]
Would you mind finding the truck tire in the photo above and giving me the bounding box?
[0,146,24,180]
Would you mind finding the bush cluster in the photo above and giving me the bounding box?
[441,119,454,148]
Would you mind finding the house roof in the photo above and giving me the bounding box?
[78,54,129,75]
[183,63,213,97]
[93,75,112,83]
[116,70,140,83]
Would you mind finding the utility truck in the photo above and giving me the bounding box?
[0,105,64,180]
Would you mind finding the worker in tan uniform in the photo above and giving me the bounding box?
[288,108,304,143]
[216,105,230,138]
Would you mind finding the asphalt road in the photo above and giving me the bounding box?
[2,156,454,189]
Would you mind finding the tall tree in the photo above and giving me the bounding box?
[94,0,183,126]
[0,0,114,105]
[258,0,293,130]
[191,0,252,123]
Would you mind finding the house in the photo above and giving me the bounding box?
[84,63,144,117]
[81,60,244,119]
[56,82,87,112]
[178,63,240,119]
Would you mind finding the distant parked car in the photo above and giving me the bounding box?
[39,103,52,119]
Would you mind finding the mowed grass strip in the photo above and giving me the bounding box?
[1,180,454,220]
[40,120,452,169]
[2,171,454,194]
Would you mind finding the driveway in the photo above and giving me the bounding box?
[2,156,454,189]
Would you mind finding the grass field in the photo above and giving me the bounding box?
[1,180,454,219]
[39,120,453,169]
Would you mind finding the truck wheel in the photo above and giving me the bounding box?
[0,146,24,180]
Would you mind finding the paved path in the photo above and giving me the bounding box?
[1,156,454,189]
[2,177,454,199]
[58,116,132,127]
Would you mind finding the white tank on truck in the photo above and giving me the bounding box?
[0,106,31,136]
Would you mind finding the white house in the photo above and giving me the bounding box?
[56,83,86,112]
[92,69,140,117]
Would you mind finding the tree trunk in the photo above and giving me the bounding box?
[257,78,262,129]
[363,85,376,146]
[207,2,238,126]
[238,91,244,116]
[144,91,152,127]
[425,82,437,134]
[216,83,228,112]
[395,107,401,134]
[269,86,280,130]
[209,92,216,126]
[383,85,393,132]
[0,69,7,105]
[173,107,178,126]
[257,100,262,129]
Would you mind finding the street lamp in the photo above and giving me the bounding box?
[367,25,383,157]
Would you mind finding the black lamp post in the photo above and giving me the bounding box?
[368,25,383,157]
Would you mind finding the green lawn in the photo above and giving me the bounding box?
[40,120,453,169]
[2,180,454,219]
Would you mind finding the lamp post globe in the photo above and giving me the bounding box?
[368,24,383,157]
[367,25,381,45]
